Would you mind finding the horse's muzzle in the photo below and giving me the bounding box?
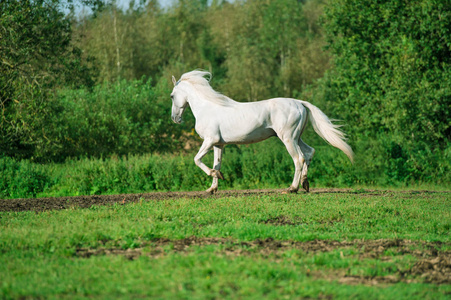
[172,115,182,124]
[171,105,186,124]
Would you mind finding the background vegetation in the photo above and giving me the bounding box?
[1,0,450,198]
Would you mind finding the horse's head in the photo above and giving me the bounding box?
[170,75,188,124]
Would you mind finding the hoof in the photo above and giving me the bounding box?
[210,169,224,180]
[302,179,310,193]
[287,186,298,194]
[206,187,218,194]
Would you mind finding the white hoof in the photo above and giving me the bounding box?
[287,186,298,194]
[206,187,218,194]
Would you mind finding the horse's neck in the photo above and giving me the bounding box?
[186,86,215,119]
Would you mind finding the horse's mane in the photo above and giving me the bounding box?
[178,70,237,107]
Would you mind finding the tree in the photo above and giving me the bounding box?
[319,0,451,181]
[213,0,329,100]
[0,0,96,159]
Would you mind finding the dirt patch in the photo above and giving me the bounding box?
[0,189,280,212]
[335,253,451,286]
[76,236,226,259]
[406,254,451,284]
[0,188,355,212]
[75,237,451,285]
[336,252,451,286]
[260,215,304,226]
[2,189,448,212]
[260,215,342,226]
[337,274,401,286]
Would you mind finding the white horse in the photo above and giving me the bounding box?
[170,70,354,194]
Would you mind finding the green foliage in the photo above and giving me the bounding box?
[1,76,196,161]
[0,0,96,158]
[323,0,451,144]
[75,0,329,100]
[0,157,51,198]
[2,138,449,199]
[43,78,187,160]
[312,0,451,184]
[1,0,450,188]
[212,0,329,100]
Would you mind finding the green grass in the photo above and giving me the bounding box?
[1,191,450,299]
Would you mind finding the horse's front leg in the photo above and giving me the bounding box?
[194,139,223,193]
[206,146,224,194]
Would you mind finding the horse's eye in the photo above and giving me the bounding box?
[170,94,174,99]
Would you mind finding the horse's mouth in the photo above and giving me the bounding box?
[172,116,182,124]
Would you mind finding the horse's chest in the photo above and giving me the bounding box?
[194,121,210,140]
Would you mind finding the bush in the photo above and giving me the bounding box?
[2,136,450,199]
[0,0,96,160]
[28,78,194,161]
[0,157,52,198]
[307,0,451,185]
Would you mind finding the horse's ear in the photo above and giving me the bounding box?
[172,75,177,86]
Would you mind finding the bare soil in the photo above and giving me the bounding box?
[75,236,451,285]
[0,188,343,212]
[0,188,445,212]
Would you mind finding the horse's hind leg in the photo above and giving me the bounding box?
[298,138,315,192]
[206,146,223,194]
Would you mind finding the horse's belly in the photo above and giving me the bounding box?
[220,127,276,144]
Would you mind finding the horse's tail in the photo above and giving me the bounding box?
[300,100,354,163]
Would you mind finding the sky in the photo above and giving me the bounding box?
[116,0,173,10]
[70,0,229,17]
[68,0,174,16]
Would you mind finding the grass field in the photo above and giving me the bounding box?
[1,190,450,299]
